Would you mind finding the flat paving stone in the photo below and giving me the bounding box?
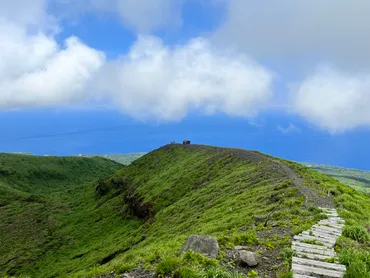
[292,246,335,256]
[293,274,316,278]
[295,251,333,261]
[292,263,345,278]
[292,241,332,250]
[293,257,346,271]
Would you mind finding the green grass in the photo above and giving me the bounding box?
[286,161,370,277]
[0,154,124,277]
[303,163,370,194]
[1,145,370,277]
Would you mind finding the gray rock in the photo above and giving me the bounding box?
[182,235,219,258]
[239,250,260,267]
[234,246,245,250]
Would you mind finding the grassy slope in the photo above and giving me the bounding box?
[0,154,124,277]
[303,163,370,194]
[287,161,370,278]
[70,145,341,277]
[1,146,370,278]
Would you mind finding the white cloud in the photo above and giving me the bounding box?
[96,35,274,121]
[53,0,184,33]
[293,66,370,132]
[277,123,300,134]
[0,3,105,109]
[0,0,58,32]
[214,0,370,69]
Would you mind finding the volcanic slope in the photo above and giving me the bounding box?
[0,154,123,277]
[1,145,370,278]
[76,144,369,278]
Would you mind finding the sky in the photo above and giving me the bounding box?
[1,0,370,169]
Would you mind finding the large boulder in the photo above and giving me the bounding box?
[182,235,219,258]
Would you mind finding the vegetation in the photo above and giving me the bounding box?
[0,154,124,277]
[1,145,370,278]
[303,163,370,193]
[286,161,370,277]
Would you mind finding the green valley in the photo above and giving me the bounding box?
[0,145,369,278]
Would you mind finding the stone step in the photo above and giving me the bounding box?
[291,208,346,277]
[296,251,333,261]
[313,224,342,232]
[311,227,341,237]
[293,257,346,272]
[294,235,335,246]
[292,246,335,256]
[293,274,316,278]
[319,221,344,228]
[322,218,345,224]
[292,241,333,251]
[292,263,345,278]
[301,231,338,241]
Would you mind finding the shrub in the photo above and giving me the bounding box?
[278,272,293,278]
[247,270,258,277]
[156,257,181,277]
[281,248,295,267]
[175,266,199,278]
[343,225,370,243]
[199,267,245,278]
[232,230,259,246]
[182,250,218,267]
[339,249,370,278]
[116,263,136,273]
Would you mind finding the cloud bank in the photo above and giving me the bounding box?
[1,0,370,132]
[96,36,274,121]
[216,0,370,69]
[294,66,370,133]
[0,14,105,109]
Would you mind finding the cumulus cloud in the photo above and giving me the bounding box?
[215,0,370,69]
[0,2,105,109]
[96,36,274,121]
[293,66,370,132]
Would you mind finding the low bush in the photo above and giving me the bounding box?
[343,225,370,244]
[155,257,181,277]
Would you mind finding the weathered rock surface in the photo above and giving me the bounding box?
[182,235,219,258]
[226,246,260,267]
[239,250,260,267]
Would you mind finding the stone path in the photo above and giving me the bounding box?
[291,207,347,278]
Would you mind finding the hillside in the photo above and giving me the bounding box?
[86,153,370,194]
[0,154,124,276]
[304,163,370,194]
[1,145,370,278]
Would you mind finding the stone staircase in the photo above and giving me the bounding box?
[291,207,347,278]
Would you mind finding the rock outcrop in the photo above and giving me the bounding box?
[182,235,219,258]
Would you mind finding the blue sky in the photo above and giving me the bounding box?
[1,0,370,169]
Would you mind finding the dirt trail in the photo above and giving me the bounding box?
[272,159,333,208]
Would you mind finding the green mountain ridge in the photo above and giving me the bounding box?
[0,145,369,277]
[302,163,370,194]
[82,152,370,194]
